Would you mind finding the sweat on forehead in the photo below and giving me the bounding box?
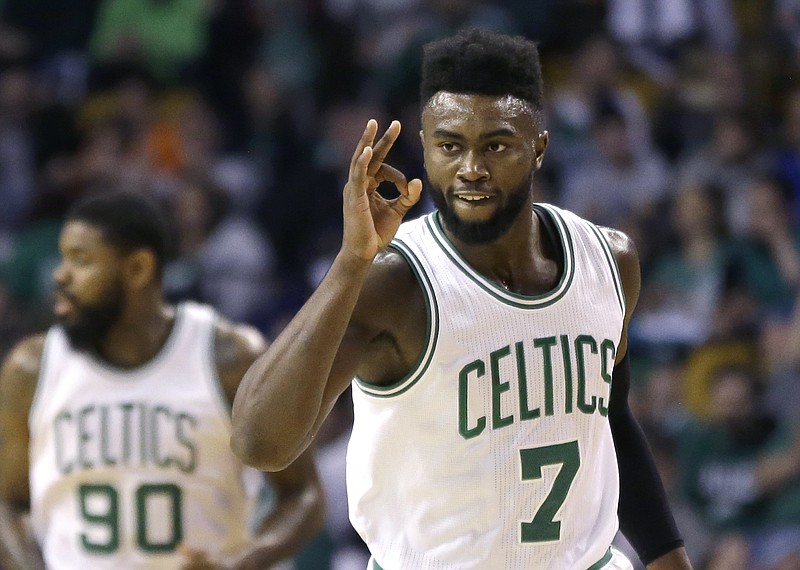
[421,92,540,132]
[424,92,535,118]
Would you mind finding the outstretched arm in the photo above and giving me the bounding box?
[604,229,692,570]
[230,120,422,471]
[0,336,46,570]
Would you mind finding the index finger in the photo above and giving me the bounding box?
[367,120,401,176]
[350,119,379,171]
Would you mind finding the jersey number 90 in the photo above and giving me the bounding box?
[78,482,183,554]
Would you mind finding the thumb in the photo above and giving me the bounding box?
[396,178,423,214]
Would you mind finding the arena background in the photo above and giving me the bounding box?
[0,1,799,568]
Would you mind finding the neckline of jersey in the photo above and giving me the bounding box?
[426,204,575,309]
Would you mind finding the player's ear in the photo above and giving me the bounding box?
[534,130,549,170]
[124,248,158,290]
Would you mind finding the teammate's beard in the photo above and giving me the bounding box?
[57,284,125,353]
[430,174,532,245]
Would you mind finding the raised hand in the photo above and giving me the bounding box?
[342,119,423,261]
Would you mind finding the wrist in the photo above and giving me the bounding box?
[645,546,693,570]
[334,249,375,275]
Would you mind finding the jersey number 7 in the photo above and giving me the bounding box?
[520,440,580,542]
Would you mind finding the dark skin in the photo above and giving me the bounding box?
[0,222,324,570]
[231,93,691,569]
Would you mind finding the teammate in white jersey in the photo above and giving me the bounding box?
[0,191,324,569]
[231,28,692,570]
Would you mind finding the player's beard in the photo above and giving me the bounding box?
[431,174,532,245]
[57,283,125,353]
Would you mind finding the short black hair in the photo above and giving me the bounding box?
[66,191,171,278]
[420,28,543,111]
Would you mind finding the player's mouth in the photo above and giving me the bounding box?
[453,192,495,205]
[53,290,77,318]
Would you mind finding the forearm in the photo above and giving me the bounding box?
[237,483,325,568]
[613,409,684,564]
[609,356,686,567]
[231,251,371,470]
[0,503,44,570]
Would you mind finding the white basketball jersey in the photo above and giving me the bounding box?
[29,302,253,569]
[347,205,626,570]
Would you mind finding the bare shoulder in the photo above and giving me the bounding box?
[359,248,420,303]
[213,317,268,364]
[1,334,46,395]
[351,247,427,384]
[599,226,641,314]
[0,335,45,505]
[355,247,421,322]
[2,334,45,382]
[599,226,638,266]
[213,317,269,405]
[369,247,419,290]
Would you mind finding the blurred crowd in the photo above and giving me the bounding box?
[0,0,799,569]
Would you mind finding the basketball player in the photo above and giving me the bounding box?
[0,191,324,569]
[231,29,692,569]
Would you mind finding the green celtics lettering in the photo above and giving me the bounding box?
[459,334,616,439]
[53,402,198,474]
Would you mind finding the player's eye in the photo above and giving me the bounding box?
[487,142,507,152]
[65,253,91,267]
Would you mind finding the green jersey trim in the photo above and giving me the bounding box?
[370,546,613,569]
[29,333,54,429]
[354,239,440,398]
[587,547,614,570]
[586,223,626,316]
[208,312,234,420]
[426,205,575,309]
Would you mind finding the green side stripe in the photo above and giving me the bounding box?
[208,310,234,417]
[587,547,614,570]
[29,331,54,428]
[371,546,613,570]
[354,239,439,398]
[587,223,625,316]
